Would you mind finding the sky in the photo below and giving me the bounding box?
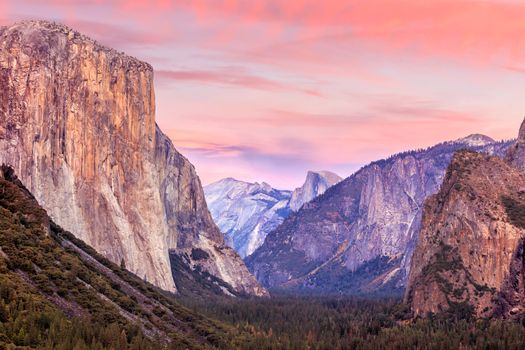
[1,0,525,189]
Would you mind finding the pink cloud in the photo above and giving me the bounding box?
[161,100,494,188]
[0,1,8,20]
[156,68,322,96]
[65,19,168,47]
[163,95,488,165]
[163,129,246,158]
[3,0,523,188]
[223,97,484,132]
[8,1,525,69]
[504,65,525,74]
[110,0,525,66]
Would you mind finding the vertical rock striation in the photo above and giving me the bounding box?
[0,20,265,296]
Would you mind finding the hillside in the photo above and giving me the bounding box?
[0,165,247,349]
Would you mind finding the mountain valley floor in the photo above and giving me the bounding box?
[178,293,525,350]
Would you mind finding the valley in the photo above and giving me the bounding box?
[0,12,525,350]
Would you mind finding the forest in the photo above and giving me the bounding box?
[180,294,525,350]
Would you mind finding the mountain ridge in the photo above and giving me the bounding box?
[289,170,342,211]
[246,134,512,294]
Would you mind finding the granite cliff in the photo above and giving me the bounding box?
[289,171,342,211]
[406,120,525,318]
[246,135,511,294]
[0,20,265,296]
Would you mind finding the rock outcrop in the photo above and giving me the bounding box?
[506,119,525,171]
[246,135,511,294]
[0,20,265,296]
[406,118,525,318]
[204,171,341,258]
[289,171,342,211]
[405,150,525,318]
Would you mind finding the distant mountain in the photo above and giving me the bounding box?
[246,134,513,295]
[406,120,525,319]
[204,171,341,258]
[204,178,292,258]
[455,133,498,147]
[289,171,342,211]
[0,165,242,349]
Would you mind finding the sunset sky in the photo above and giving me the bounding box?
[2,0,525,189]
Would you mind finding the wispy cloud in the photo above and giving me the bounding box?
[64,19,169,47]
[250,98,484,129]
[156,68,322,96]
[121,0,525,66]
[164,95,488,167]
[504,65,525,74]
[181,143,250,158]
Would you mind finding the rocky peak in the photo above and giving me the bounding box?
[288,170,342,211]
[204,171,343,260]
[258,182,274,193]
[3,20,152,71]
[308,170,343,186]
[0,20,265,296]
[518,117,525,142]
[204,178,292,258]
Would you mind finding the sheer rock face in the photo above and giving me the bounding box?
[0,20,265,296]
[405,150,525,318]
[289,171,342,212]
[246,136,511,293]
